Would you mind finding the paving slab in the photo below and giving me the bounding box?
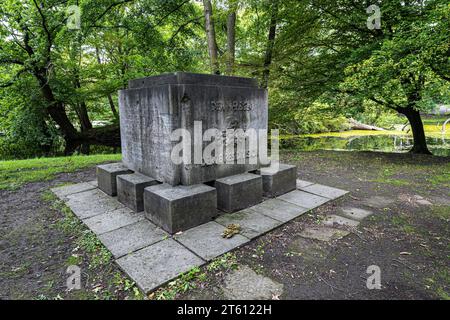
[300,184,348,199]
[87,180,98,187]
[278,190,329,209]
[116,239,204,293]
[222,265,284,300]
[248,198,309,223]
[52,182,96,199]
[339,207,374,221]
[296,179,314,189]
[322,214,360,227]
[83,207,144,235]
[65,189,124,219]
[99,220,168,258]
[175,221,249,261]
[299,226,350,242]
[215,210,282,239]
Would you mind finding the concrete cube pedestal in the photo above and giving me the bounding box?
[215,173,262,213]
[117,173,160,212]
[97,163,133,196]
[257,164,297,198]
[144,184,217,234]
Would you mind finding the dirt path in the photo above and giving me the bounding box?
[1,151,449,299]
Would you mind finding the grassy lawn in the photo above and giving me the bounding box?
[0,154,121,190]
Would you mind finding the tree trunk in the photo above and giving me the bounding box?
[76,102,93,131]
[108,94,119,119]
[74,78,93,131]
[261,0,279,89]
[203,0,220,75]
[226,3,237,75]
[400,106,432,155]
[64,124,121,155]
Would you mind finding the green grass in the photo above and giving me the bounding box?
[0,154,121,190]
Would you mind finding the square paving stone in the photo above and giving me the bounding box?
[52,182,96,199]
[300,184,348,199]
[144,183,217,234]
[87,180,98,187]
[215,173,262,212]
[248,199,309,223]
[175,221,249,261]
[296,179,314,189]
[339,207,374,221]
[99,220,168,258]
[97,163,133,196]
[83,207,144,235]
[299,227,350,242]
[117,173,159,212]
[215,210,282,239]
[116,239,204,293]
[322,214,360,228]
[257,164,297,197]
[278,190,329,209]
[66,189,124,219]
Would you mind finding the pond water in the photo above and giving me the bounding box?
[281,133,450,157]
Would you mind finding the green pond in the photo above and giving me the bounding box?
[281,132,450,157]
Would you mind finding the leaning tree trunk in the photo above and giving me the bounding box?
[400,106,432,155]
[203,0,220,75]
[261,0,279,89]
[226,3,237,75]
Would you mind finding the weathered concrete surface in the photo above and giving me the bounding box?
[339,207,374,221]
[175,221,249,261]
[300,184,348,199]
[144,183,217,234]
[215,210,282,239]
[119,72,268,186]
[117,173,159,212]
[83,207,144,235]
[66,189,124,219]
[296,179,314,189]
[322,214,360,227]
[97,163,132,196]
[278,190,329,209]
[248,199,308,223]
[257,164,297,197]
[215,173,262,213]
[99,220,167,258]
[51,182,96,199]
[222,265,283,300]
[299,227,350,242]
[116,239,204,293]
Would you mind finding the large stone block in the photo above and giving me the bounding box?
[119,72,268,186]
[257,164,297,197]
[117,173,159,212]
[214,173,262,213]
[144,183,217,234]
[97,163,132,196]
